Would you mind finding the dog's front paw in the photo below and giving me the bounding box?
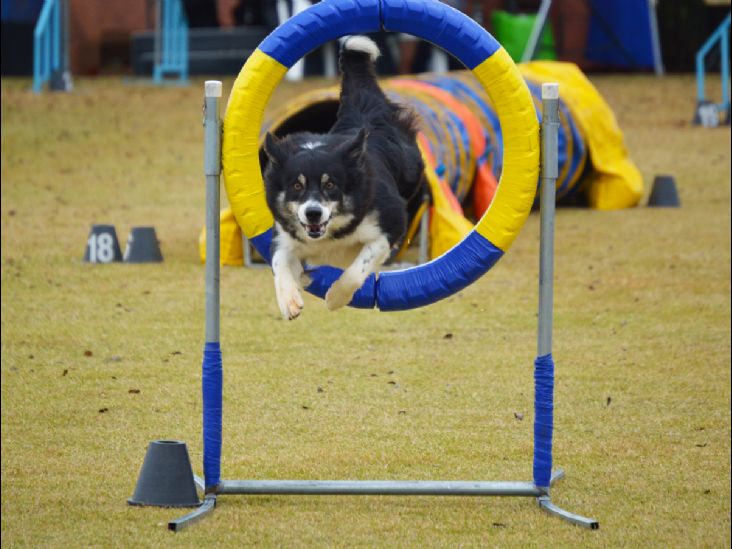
[325,277,358,311]
[276,279,304,320]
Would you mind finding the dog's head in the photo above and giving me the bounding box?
[263,129,369,240]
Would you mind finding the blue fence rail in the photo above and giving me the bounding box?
[33,0,61,93]
[153,0,189,84]
[694,13,731,126]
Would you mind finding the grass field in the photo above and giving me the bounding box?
[1,72,730,548]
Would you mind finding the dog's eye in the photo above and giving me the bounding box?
[293,182,304,191]
[323,181,335,190]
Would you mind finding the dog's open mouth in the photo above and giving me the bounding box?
[302,222,328,239]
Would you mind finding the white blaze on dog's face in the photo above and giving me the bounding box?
[262,130,369,241]
[296,174,336,238]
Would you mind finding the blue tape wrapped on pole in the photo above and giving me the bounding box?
[202,342,223,489]
[533,353,554,489]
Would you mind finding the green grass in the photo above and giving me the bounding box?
[1,73,730,547]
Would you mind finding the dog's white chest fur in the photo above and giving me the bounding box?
[271,211,390,317]
[279,213,385,270]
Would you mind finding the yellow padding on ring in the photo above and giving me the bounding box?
[223,49,287,239]
[472,48,540,251]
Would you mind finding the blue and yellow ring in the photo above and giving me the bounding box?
[223,0,539,311]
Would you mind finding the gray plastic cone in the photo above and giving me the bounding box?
[123,226,163,263]
[128,440,200,507]
[648,175,680,207]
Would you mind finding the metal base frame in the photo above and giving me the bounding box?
[169,468,597,530]
[160,80,601,534]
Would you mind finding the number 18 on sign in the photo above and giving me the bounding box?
[84,224,123,263]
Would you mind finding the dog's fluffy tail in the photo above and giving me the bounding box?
[339,35,381,93]
[341,35,380,63]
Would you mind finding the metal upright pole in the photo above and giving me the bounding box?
[721,20,730,122]
[537,84,558,360]
[203,79,223,490]
[534,83,598,529]
[647,0,665,76]
[167,81,223,532]
[418,193,430,264]
[63,0,72,87]
[153,0,162,83]
[521,0,552,63]
[533,82,559,492]
[50,0,72,91]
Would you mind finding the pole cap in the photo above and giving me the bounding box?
[542,83,559,100]
[205,81,222,98]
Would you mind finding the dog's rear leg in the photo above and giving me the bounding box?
[273,248,305,320]
[325,235,390,311]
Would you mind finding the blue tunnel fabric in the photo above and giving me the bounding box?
[533,353,554,488]
[424,75,504,178]
[202,341,223,488]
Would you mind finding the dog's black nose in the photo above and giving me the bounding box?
[305,206,322,223]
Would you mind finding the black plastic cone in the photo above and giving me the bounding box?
[123,226,163,263]
[128,440,200,507]
[648,175,681,207]
[84,224,123,263]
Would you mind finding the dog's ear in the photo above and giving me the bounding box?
[263,132,287,167]
[338,128,368,165]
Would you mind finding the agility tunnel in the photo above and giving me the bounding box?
[205,58,643,263]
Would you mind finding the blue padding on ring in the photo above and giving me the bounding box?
[382,0,500,69]
[259,0,381,68]
[202,341,222,488]
[305,266,377,309]
[250,229,273,264]
[377,231,504,311]
[533,353,554,488]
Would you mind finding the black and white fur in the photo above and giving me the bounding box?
[263,35,425,319]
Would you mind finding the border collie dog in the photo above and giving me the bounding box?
[263,35,425,320]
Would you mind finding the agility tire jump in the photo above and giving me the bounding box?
[223,0,540,311]
[160,0,598,532]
